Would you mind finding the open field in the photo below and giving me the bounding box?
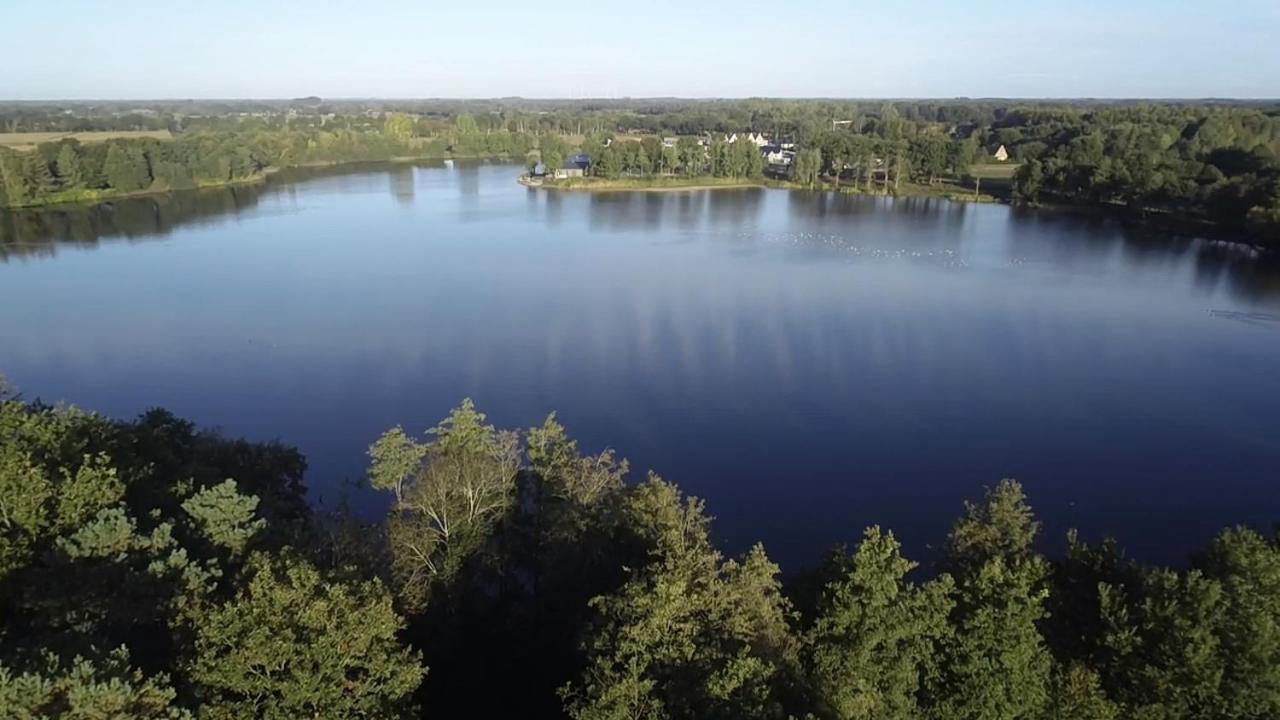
[968,162,1019,179]
[0,129,173,151]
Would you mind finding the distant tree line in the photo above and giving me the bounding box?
[3,389,1279,719]
[0,114,542,208]
[1004,106,1280,242]
[4,99,1280,243]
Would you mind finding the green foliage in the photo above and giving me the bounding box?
[104,142,151,192]
[5,389,1280,720]
[944,478,1041,577]
[1046,663,1119,720]
[932,556,1052,720]
[528,412,628,506]
[55,142,83,188]
[0,396,422,718]
[0,648,190,720]
[932,480,1052,720]
[1197,527,1280,717]
[677,136,705,176]
[369,399,520,611]
[23,152,57,196]
[793,148,822,187]
[806,527,953,720]
[190,554,424,719]
[1097,567,1224,719]
[563,478,795,720]
[181,479,266,556]
[383,112,416,142]
[1004,105,1280,239]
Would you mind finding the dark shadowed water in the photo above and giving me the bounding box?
[3,161,1278,567]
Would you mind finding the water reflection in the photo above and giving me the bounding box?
[5,162,1277,309]
[0,185,266,261]
[3,161,1279,569]
[389,166,415,205]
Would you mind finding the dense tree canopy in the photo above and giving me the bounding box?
[2,389,1279,718]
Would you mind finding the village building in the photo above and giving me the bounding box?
[554,154,592,179]
[761,144,793,166]
[991,144,1010,162]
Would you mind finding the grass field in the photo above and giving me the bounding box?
[0,129,173,151]
[968,162,1019,179]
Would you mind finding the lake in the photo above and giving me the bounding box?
[2,161,1278,568]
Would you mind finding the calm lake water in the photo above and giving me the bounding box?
[3,161,1278,567]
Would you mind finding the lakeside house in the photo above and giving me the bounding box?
[555,154,592,179]
[991,144,1010,161]
[762,144,793,166]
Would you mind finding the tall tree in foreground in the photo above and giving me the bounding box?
[1197,527,1280,718]
[805,526,953,720]
[562,478,798,720]
[368,399,521,612]
[930,479,1053,720]
[190,554,425,720]
[1096,566,1224,719]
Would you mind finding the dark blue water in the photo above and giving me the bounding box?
[3,161,1278,567]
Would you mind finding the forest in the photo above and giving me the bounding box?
[1,98,1279,244]
[3,387,1278,719]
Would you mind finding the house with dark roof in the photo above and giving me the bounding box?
[555,154,592,179]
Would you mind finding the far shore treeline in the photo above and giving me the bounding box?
[0,98,1278,246]
[2,385,1279,719]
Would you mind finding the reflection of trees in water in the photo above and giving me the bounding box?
[585,189,765,233]
[1192,242,1280,304]
[0,162,453,262]
[1009,204,1280,303]
[389,166,415,205]
[0,184,266,261]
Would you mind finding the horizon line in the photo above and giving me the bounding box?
[3,95,1279,104]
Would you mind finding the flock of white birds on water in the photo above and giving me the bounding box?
[732,230,976,268]
[721,230,1051,270]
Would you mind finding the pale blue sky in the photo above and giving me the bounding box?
[3,0,1278,100]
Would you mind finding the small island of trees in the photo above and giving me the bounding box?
[2,385,1279,719]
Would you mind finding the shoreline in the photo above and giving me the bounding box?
[0,153,512,211]
[519,173,1004,204]
[517,174,1267,247]
[519,175,768,193]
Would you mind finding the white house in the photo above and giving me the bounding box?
[763,146,792,165]
[992,144,1010,162]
